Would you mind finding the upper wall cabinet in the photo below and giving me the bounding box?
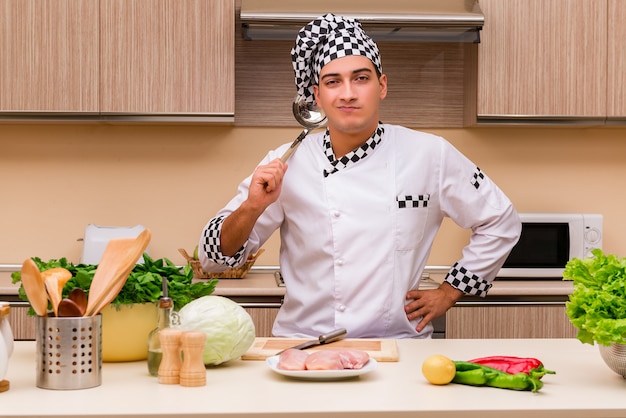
[477,0,625,124]
[0,0,99,113]
[607,0,626,119]
[100,0,234,118]
[0,0,234,122]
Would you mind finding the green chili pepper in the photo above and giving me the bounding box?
[489,372,543,392]
[453,361,544,393]
[452,367,498,386]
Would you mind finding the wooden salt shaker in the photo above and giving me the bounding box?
[158,328,182,384]
[180,331,206,387]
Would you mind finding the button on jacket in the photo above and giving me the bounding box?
[200,124,521,339]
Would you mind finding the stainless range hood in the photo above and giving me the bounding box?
[240,0,484,43]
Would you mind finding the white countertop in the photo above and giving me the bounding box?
[2,338,624,417]
[1,268,574,300]
[172,272,576,299]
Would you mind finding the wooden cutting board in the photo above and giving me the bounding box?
[242,338,399,362]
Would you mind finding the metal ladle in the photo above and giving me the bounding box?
[280,96,327,163]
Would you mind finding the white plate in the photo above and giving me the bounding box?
[265,355,378,380]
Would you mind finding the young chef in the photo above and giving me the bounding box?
[199,13,521,339]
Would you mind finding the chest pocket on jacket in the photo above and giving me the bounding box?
[395,194,429,250]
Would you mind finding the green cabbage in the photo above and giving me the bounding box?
[177,295,256,365]
[563,249,626,346]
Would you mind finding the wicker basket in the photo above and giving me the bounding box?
[178,248,264,279]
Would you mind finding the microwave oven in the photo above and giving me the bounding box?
[497,213,602,279]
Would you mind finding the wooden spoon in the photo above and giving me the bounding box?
[41,268,72,317]
[85,228,151,316]
[57,298,84,317]
[68,288,87,312]
[43,276,61,317]
[20,259,49,316]
[58,288,88,317]
[58,287,87,317]
[42,268,72,289]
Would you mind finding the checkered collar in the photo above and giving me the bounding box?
[322,123,384,177]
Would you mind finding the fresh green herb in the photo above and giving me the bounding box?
[563,249,626,346]
[11,253,217,315]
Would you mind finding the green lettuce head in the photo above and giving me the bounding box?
[563,249,626,346]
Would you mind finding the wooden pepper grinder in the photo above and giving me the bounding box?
[157,328,182,384]
[180,331,206,387]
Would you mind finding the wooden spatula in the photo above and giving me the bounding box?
[84,228,151,316]
[20,259,49,316]
[41,268,72,317]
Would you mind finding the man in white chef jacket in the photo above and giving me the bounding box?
[199,14,521,339]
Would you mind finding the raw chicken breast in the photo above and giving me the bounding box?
[277,348,309,370]
[304,350,344,370]
[338,349,370,369]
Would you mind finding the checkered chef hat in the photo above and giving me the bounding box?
[291,13,382,104]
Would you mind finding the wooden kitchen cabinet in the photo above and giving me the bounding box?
[446,304,577,339]
[8,304,279,340]
[236,39,476,128]
[0,0,234,118]
[5,305,36,341]
[477,0,608,120]
[0,0,99,113]
[9,302,576,340]
[607,0,626,118]
[100,0,234,115]
[242,306,279,338]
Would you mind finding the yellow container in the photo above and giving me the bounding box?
[101,303,157,362]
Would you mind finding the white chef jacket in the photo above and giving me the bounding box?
[199,124,521,339]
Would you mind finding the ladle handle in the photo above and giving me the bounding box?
[280,129,310,163]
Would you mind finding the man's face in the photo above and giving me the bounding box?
[313,55,387,136]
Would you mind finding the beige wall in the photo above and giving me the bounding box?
[1,123,624,267]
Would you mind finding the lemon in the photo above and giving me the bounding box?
[421,354,456,385]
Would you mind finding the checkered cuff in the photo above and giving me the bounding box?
[444,263,492,297]
[201,215,246,268]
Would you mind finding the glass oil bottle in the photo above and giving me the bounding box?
[147,276,176,376]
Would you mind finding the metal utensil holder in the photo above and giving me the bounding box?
[36,314,102,390]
